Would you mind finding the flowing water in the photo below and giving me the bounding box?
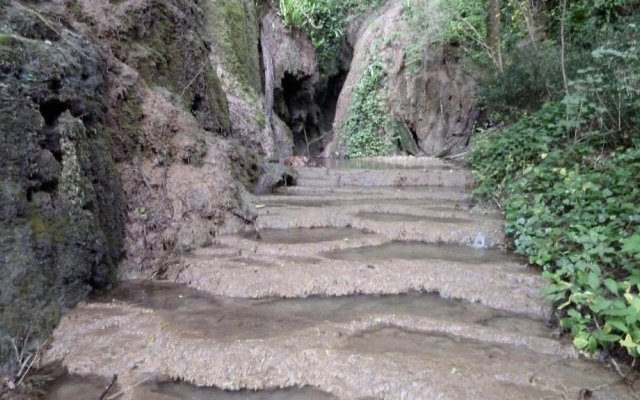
[325,241,519,264]
[42,157,638,399]
[240,227,372,244]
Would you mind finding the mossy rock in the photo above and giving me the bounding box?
[112,0,231,134]
[207,0,262,93]
[0,4,125,370]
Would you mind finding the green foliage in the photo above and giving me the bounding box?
[507,147,640,357]
[400,0,433,76]
[344,57,392,158]
[440,0,487,46]
[477,43,566,118]
[470,43,640,358]
[278,0,385,76]
[471,102,567,197]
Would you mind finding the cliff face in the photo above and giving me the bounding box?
[329,0,477,157]
[0,2,125,368]
[59,0,247,279]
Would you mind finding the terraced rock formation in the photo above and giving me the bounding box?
[43,158,638,399]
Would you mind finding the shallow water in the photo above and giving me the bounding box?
[356,211,473,224]
[259,198,472,210]
[146,381,336,399]
[43,372,121,400]
[325,241,520,264]
[43,158,639,400]
[240,227,371,244]
[343,327,634,399]
[92,281,549,340]
[43,371,334,400]
[307,158,455,170]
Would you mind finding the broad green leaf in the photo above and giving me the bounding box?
[573,336,589,350]
[604,278,618,294]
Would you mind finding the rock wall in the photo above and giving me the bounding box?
[55,0,262,279]
[208,0,288,159]
[0,2,125,369]
[0,0,268,369]
[329,0,477,157]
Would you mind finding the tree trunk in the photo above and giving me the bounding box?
[487,0,503,73]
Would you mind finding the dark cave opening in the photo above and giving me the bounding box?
[273,68,349,157]
[39,98,70,126]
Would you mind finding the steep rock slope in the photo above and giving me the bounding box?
[50,0,260,279]
[330,0,477,157]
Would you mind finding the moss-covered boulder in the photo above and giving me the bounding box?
[0,3,125,370]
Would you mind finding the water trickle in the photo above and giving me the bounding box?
[471,232,488,249]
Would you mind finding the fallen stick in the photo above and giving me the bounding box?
[99,374,118,400]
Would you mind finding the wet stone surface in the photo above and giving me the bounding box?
[356,211,474,224]
[43,370,122,400]
[240,227,372,244]
[91,281,550,341]
[43,370,334,400]
[306,157,457,170]
[42,158,638,399]
[325,241,521,264]
[144,380,336,399]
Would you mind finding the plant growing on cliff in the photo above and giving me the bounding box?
[278,0,385,76]
[401,0,437,76]
[344,57,393,157]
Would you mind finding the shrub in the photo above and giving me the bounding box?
[470,43,640,357]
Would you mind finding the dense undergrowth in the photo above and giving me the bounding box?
[457,0,640,359]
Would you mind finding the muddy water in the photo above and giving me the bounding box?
[44,159,639,399]
[145,381,336,399]
[92,281,549,340]
[240,227,371,244]
[325,241,521,264]
[259,198,472,210]
[356,211,473,224]
[343,327,629,398]
[307,157,456,170]
[43,372,121,400]
[46,280,638,399]
[43,372,333,400]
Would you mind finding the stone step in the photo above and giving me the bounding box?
[179,236,544,318]
[272,185,473,202]
[304,156,464,172]
[295,177,339,187]
[293,168,473,188]
[255,206,505,247]
[44,282,635,400]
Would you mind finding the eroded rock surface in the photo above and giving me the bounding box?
[0,2,125,368]
[330,0,477,157]
[1,0,266,371]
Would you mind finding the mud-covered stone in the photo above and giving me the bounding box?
[0,4,125,370]
[254,163,298,194]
